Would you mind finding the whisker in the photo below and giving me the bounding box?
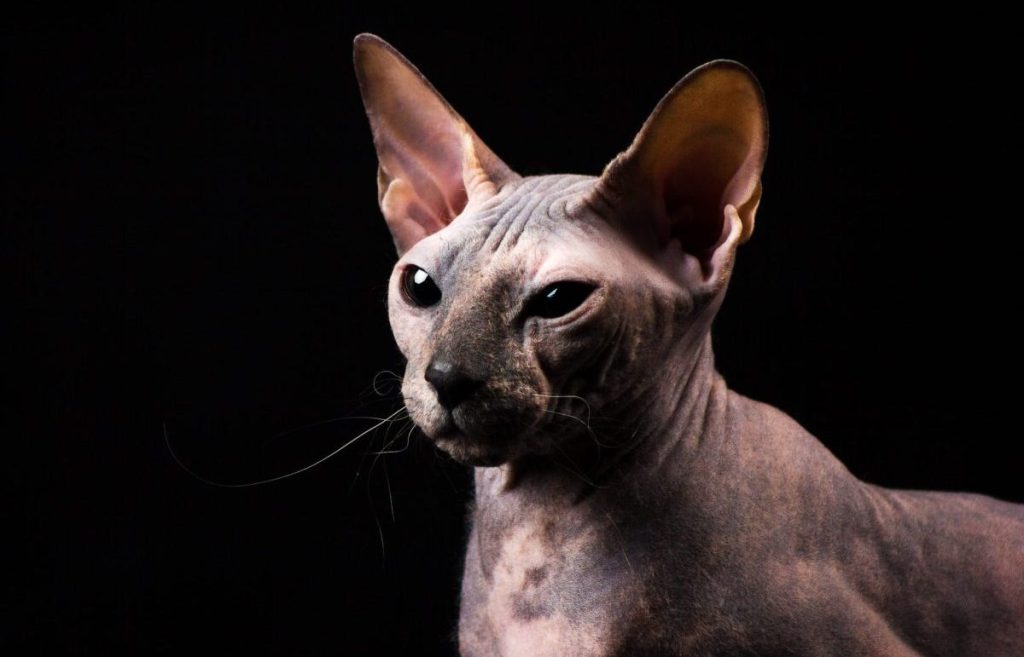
[372,369,404,397]
[370,419,415,455]
[551,440,600,488]
[374,511,386,567]
[537,398,620,450]
[364,413,409,564]
[535,393,592,426]
[263,411,409,446]
[382,456,395,522]
[163,406,408,488]
[543,408,592,430]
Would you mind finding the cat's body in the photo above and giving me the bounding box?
[460,334,1024,656]
[353,35,1024,656]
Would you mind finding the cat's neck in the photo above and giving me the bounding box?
[476,330,725,504]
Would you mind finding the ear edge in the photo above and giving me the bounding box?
[353,32,518,189]
[648,58,769,151]
[703,62,769,240]
[353,33,471,141]
[636,58,768,180]
[592,59,768,255]
[596,59,769,181]
[353,33,520,256]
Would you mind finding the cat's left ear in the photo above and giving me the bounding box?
[592,60,767,293]
[354,34,519,255]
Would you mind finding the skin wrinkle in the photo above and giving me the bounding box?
[499,187,546,253]
[484,186,533,254]
[650,339,716,471]
[353,35,1024,657]
[593,317,624,393]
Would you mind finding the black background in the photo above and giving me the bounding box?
[10,8,1024,655]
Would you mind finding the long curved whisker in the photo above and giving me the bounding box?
[372,369,405,397]
[264,412,409,446]
[370,420,416,455]
[539,408,619,450]
[163,406,408,488]
[535,393,593,426]
[551,440,600,489]
[543,408,592,430]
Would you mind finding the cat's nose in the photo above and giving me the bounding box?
[425,359,482,410]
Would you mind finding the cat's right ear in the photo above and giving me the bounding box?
[590,60,767,297]
[353,34,518,255]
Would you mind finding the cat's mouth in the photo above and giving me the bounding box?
[428,412,510,466]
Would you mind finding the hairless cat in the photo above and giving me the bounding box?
[353,33,1024,656]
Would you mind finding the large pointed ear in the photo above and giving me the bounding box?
[593,60,767,293]
[353,34,518,255]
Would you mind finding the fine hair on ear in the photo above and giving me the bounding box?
[591,60,767,297]
[353,34,519,255]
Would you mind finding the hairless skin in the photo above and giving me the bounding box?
[353,33,1024,656]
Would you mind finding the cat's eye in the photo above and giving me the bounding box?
[526,281,596,319]
[401,266,442,307]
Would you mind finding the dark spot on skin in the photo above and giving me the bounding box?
[511,592,554,622]
[524,565,548,588]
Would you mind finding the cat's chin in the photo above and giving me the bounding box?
[432,430,510,467]
[416,408,524,466]
[432,425,512,466]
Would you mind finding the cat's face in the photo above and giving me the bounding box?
[354,35,766,465]
[388,175,699,465]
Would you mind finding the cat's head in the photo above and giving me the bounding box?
[354,34,766,466]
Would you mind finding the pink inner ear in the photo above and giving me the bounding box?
[377,129,473,253]
[661,133,743,263]
[381,176,466,254]
[380,123,471,222]
[356,35,518,254]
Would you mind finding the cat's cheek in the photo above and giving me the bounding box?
[400,381,445,437]
[530,321,610,386]
[386,303,430,362]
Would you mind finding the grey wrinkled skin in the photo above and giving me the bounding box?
[395,175,1024,657]
[390,175,694,469]
[355,34,1024,657]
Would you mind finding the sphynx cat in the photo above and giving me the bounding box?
[353,34,1024,656]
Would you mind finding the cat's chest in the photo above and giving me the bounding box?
[458,506,645,657]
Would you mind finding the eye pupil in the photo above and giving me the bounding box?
[528,281,595,319]
[402,266,442,307]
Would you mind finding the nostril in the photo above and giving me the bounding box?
[425,360,482,410]
[424,360,453,385]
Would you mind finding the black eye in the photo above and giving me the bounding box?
[401,266,442,307]
[526,281,596,319]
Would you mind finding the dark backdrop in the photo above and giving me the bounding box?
[10,8,1023,655]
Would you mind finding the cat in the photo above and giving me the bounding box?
[353,33,1024,657]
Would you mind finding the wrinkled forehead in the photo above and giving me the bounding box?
[400,174,609,280]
